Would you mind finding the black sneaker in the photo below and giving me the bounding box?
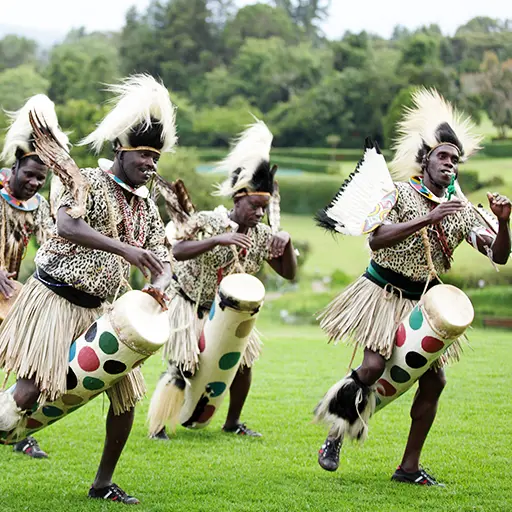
[222,423,262,437]
[391,466,445,487]
[13,437,48,459]
[88,483,140,504]
[149,427,170,441]
[318,436,342,472]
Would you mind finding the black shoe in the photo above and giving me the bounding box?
[222,423,262,437]
[318,436,342,472]
[88,483,140,504]
[391,466,445,487]
[149,427,170,441]
[12,437,48,459]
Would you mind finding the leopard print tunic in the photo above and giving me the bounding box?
[35,168,169,300]
[372,181,494,281]
[171,206,272,308]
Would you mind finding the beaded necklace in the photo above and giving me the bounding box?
[112,183,147,248]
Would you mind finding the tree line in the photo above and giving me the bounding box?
[0,1,511,151]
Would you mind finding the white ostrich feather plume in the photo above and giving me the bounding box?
[214,118,273,197]
[1,94,69,165]
[80,74,177,154]
[390,88,482,182]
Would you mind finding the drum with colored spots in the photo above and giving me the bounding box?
[180,273,265,428]
[375,284,474,411]
[0,290,169,444]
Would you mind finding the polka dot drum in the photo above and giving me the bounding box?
[1,290,170,444]
[180,274,265,429]
[375,284,474,411]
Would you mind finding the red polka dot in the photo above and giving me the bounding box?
[78,346,100,372]
[421,336,445,353]
[395,323,406,347]
[26,418,43,429]
[197,404,215,423]
[377,378,397,397]
[198,332,206,353]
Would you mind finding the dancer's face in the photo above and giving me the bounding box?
[10,157,48,200]
[117,149,159,188]
[233,195,269,228]
[425,145,460,189]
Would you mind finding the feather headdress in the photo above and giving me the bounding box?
[80,74,177,155]
[214,118,275,197]
[1,94,69,165]
[390,88,482,182]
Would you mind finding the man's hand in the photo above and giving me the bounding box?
[488,192,511,223]
[214,233,252,250]
[426,199,464,225]
[269,231,291,259]
[121,246,165,278]
[0,269,17,299]
[142,284,169,311]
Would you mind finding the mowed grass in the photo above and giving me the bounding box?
[1,320,511,512]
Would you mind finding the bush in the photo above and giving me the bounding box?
[482,141,512,158]
[466,286,512,325]
[457,170,481,192]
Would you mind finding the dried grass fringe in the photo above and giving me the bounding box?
[162,292,262,373]
[318,276,462,366]
[0,277,146,412]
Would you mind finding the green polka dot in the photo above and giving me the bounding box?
[219,352,241,370]
[83,377,105,390]
[99,332,119,355]
[235,319,255,339]
[207,381,227,397]
[409,306,424,330]
[42,406,64,418]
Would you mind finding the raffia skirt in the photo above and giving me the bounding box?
[162,291,262,374]
[0,277,145,415]
[318,276,462,367]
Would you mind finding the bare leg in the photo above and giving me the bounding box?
[355,348,386,387]
[92,405,134,489]
[12,377,40,410]
[399,367,446,473]
[223,366,252,429]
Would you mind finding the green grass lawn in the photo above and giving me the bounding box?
[1,320,511,511]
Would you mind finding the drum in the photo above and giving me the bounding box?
[375,284,474,411]
[0,280,23,323]
[179,273,265,428]
[0,290,170,444]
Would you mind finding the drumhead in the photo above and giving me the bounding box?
[165,221,176,245]
[219,274,265,306]
[111,290,170,350]
[422,284,474,339]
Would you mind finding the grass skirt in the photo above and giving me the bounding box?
[0,277,145,414]
[318,276,461,366]
[162,292,262,373]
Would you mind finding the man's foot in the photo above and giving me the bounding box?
[318,436,342,472]
[88,483,140,504]
[12,437,48,459]
[391,466,445,487]
[149,427,169,441]
[222,423,262,437]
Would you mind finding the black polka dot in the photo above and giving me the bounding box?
[66,368,78,390]
[405,351,428,369]
[390,365,411,383]
[85,322,97,343]
[103,360,127,375]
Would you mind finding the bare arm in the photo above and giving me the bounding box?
[369,200,465,251]
[57,207,165,278]
[267,232,297,280]
[173,233,252,261]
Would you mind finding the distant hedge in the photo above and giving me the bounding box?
[482,140,512,158]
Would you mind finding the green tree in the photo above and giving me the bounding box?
[382,86,417,148]
[0,65,49,111]
[274,0,331,38]
[0,35,38,72]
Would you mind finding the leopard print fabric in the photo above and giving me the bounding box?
[371,181,494,281]
[171,206,272,308]
[35,168,169,300]
[0,195,53,275]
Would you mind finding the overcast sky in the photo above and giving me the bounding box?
[0,0,511,40]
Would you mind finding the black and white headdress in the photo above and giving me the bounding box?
[80,74,177,155]
[1,94,69,165]
[390,88,482,181]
